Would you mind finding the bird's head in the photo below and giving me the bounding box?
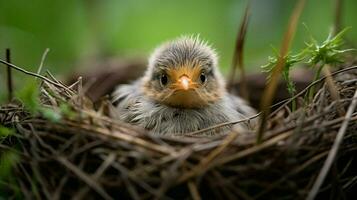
[142,36,226,109]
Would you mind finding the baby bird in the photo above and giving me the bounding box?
[112,36,256,136]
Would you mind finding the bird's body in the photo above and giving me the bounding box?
[112,36,256,136]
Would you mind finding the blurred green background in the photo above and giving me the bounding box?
[0,0,356,100]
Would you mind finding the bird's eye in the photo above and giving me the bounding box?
[160,74,168,86]
[200,72,206,83]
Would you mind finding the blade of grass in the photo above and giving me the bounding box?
[36,48,50,76]
[0,59,73,93]
[333,0,343,36]
[228,3,250,100]
[256,0,306,143]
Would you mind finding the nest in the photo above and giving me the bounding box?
[1,65,357,200]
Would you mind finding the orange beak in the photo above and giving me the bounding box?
[178,75,191,90]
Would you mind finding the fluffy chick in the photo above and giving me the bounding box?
[112,36,256,136]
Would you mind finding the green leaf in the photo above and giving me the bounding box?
[15,80,40,114]
[0,151,20,179]
[40,107,62,122]
[59,103,76,119]
[261,49,305,97]
[305,27,353,66]
[0,126,13,138]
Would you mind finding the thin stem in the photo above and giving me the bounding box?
[6,49,13,101]
[333,0,343,36]
[291,93,296,111]
[0,59,72,93]
[228,3,250,100]
[308,63,324,101]
[284,70,297,112]
[36,48,50,76]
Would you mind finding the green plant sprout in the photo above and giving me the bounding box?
[305,27,353,100]
[15,80,40,115]
[262,27,352,110]
[0,125,13,138]
[15,80,77,122]
[262,48,306,111]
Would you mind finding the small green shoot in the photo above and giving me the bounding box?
[59,103,76,120]
[0,150,20,180]
[40,107,62,122]
[262,48,306,111]
[15,80,40,114]
[262,26,353,110]
[14,79,77,122]
[305,27,353,100]
[306,27,352,66]
[0,126,13,138]
[40,102,77,122]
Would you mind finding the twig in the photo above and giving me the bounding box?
[57,156,113,200]
[186,95,304,136]
[0,59,72,92]
[65,121,177,155]
[52,174,69,200]
[213,131,292,167]
[18,163,41,199]
[155,149,191,199]
[178,132,238,183]
[256,0,306,143]
[78,76,83,109]
[31,162,52,200]
[307,88,357,200]
[111,161,159,197]
[187,181,201,200]
[45,70,75,97]
[254,151,329,199]
[186,113,260,136]
[73,153,116,200]
[5,48,13,101]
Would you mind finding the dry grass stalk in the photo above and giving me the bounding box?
[228,3,250,100]
[36,48,50,76]
[333,0,343,36]
[257,0,306,142]
[322,65,345,116]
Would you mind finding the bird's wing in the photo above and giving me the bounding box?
[226,93,258,129]
[111,81,141,107]
[227,94,256,116]
[111,80,149,123]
